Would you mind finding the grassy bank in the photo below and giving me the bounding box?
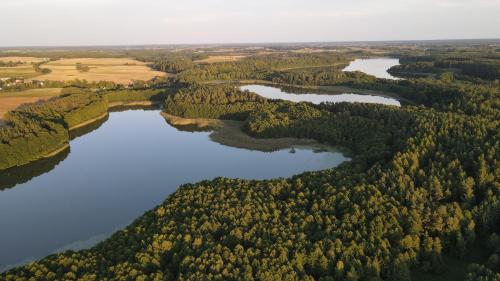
[162,112,341,153]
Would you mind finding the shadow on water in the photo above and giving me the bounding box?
[70,114,109,140]
[0,105,162,191]
[108,104,160,113]
[0,147,70,191]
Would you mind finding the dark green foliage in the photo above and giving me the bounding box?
[76,63,90,72]
[0,93,108,169]
[0,60,23,67]
[393,46,500,81]
[464,265,500,281]
[0,146,69,190]
[177,53,349,83]
[153,57,195,73]
[32,61,52,74]
[164,84,267,120]
[106,89,172,104]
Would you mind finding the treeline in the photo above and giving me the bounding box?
[0,92,107,170]
[0,88,175,170]
[0,60,23,67]
[268,68,377,86]
[392,47,500,80]
[262,66,498,117]
[152,57,195,74]
[32,61,52,74]
[106,89,172,104]
[176,53,349,83]
[164,84,267,120]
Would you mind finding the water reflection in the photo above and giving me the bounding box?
[342,57,401,80]
[0,147,70,191]
[0,109,348,271]
[240,84,401,106]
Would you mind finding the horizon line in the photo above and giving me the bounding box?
[1,38,499,49]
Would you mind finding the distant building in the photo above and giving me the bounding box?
[31,80,45,87]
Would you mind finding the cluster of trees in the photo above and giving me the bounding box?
[32,61,52,74]
[176,53,349,83]
[164,84,267,120]
[267,69,377,86]
[0,85,180,170]
[391,47,500,81]
[76,63,90,72]
[152,57,195,74]
[105,89,172,104]
[0,92,108,169]
[0,60,23,67]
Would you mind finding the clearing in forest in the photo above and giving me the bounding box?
[195,55,247,63]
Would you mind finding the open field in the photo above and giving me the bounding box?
[0,88,62,119]
[0,57,47,79]
[195,55,247,63]
[0,57,46,63]
[34,58,166,84]
[0,65,38,79]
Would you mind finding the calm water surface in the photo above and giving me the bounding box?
[240,85,401,106]
[343,57,400,79]
[0,109,348,271]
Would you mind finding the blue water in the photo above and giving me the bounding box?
[0,109,348,271]
[241,85,401,106]
[343,57,401,80]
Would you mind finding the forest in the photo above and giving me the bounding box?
[0,45,499,280]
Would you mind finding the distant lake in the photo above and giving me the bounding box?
[343,57,400,79]
[240,85,401,106]
[0,109,348,271]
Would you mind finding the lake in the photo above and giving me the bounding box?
[240,85,401,106]
[342,57,401,79]
[0,108,348,271]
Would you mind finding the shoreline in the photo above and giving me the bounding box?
[0,100,163,171]
[69,113,109,131]
[41,143,70,159]
[207,79,414,105]
[162,112,349,153]
[108,100,160,108]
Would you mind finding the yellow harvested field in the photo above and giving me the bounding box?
[0,57,48,79]
[34,58,166,84]
[0,65,38,79]
[0,88,62,119]
[195,55,246,63]
[0,56,47,63]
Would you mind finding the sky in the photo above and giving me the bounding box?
[1,0,499,46]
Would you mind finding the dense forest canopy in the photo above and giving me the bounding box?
[0,43,499,280]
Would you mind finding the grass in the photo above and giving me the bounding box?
[0,57,49,79]
[0,88,62,119]
[195,55,247,64]
[161,112,338,152]
[0,65,38,79]
[0,57,46,63]
[33,58,166,84]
